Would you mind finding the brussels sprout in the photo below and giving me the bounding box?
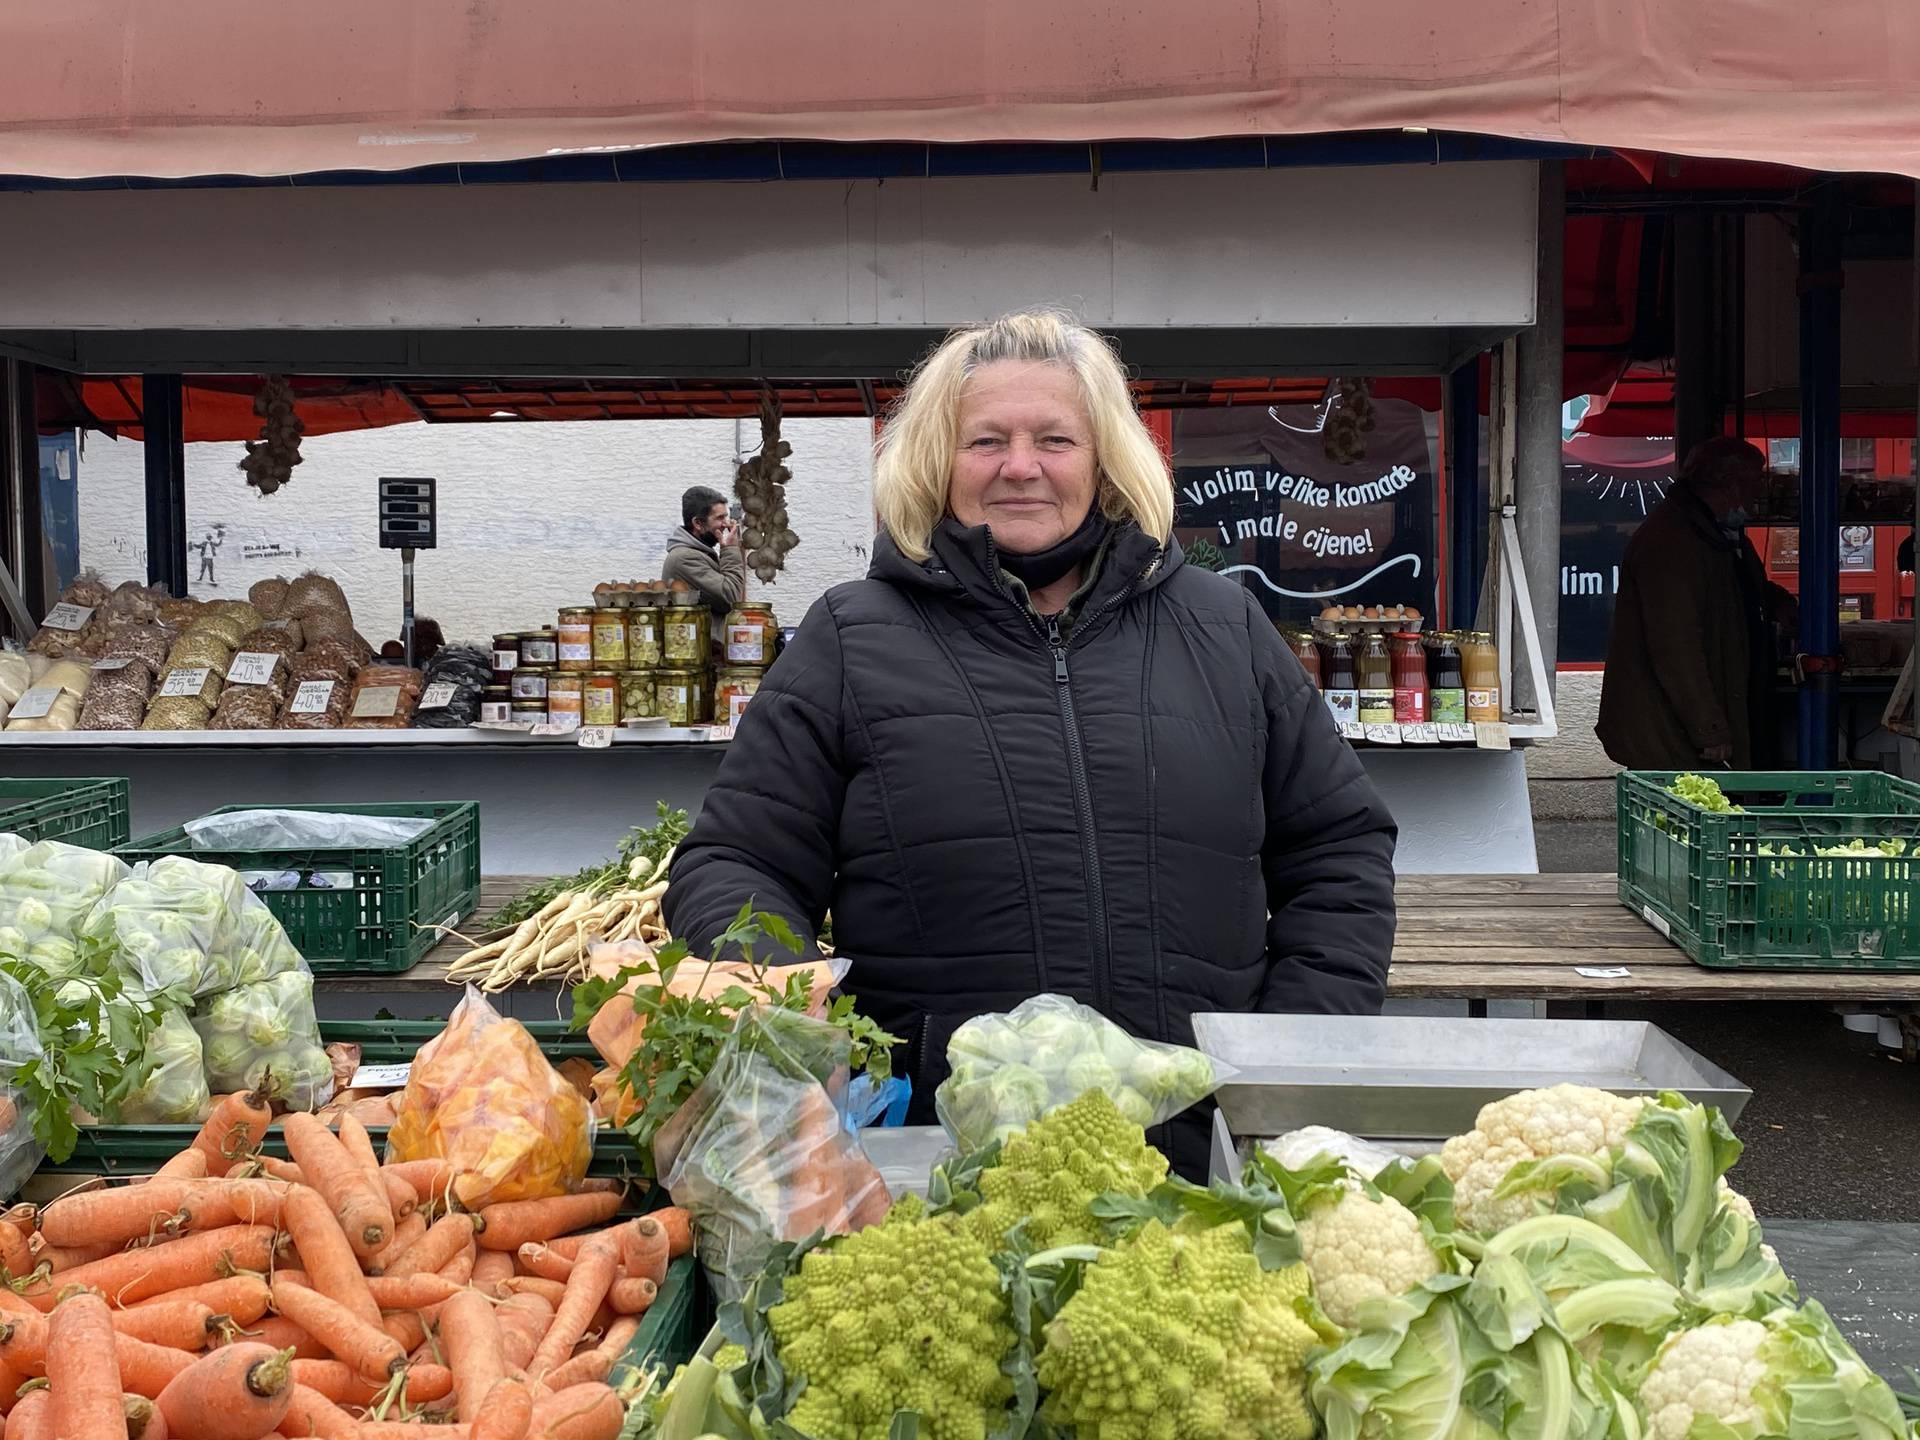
[203,1032,252,1080]
[948,1019,1026,1068]
[149,947,208,994]
[0,927,28,959]
[1110,1085,1155,1127]
[1013,1008,1085,1057]
[11,897,53,938]
[1095,1023,1143,1071]
[985,1063,1051,1129]
[246,1010,292,1050]
[1063,1052,1119,1099]
[1166,1048,1219,1104]
[1126,1047,1184,1104]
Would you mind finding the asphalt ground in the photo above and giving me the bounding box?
[1534,818,1920,1223]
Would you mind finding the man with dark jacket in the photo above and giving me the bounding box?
[662,485,747,619]
[1598,438,1782,769]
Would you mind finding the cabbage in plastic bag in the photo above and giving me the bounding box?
[210,890,304,990]
[192,968,333,1111]
[0,840,129,977]
[935,993,1234,1151]
[114,1007,212,1124]
[82,855,246,1001]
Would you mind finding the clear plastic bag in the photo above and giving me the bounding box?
[935,993,1235,1151]
[81,855,248,1001]
[0,653,29,707]
[386,987,593,1209]
[192,967,333,1110]
[0,840,129,978]
[0,970,47,1197]
[656,1006,892,1301]
[184,808,437,852]
[115,1007,212,1124]
[210,885,305,989]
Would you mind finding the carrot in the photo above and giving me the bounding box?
[379,1163,455,1208]
[136,1276,272,1327]
[438,1247,475,1289]
[279,1118,390,1262]
[527,1384,621,1440]
[253,1159,306,1187]
[122,1394,164,1440]
[533,1231,616,1263]
[465,1377,532,1440]
[108,1301,218,1350]
[273,1384,357,1440]
[369,1212,427,1276]
[113,1337,199,1401]
[530,1349,613,1393]
[157,1344,293,1440]
[473,1197,621,1254]
[385,1216,475,1281]
[266,1283,403,1383]
[524,1238,617,1382]
[489,1296,550,1376]
[193,1093,275,1178]
[0,1356,23,1417]
[279,1188,380,1331]
[288,1360,454,1409]
[593,1317,638,1361]
[647,1208,693,1260]
[48,1293,125,1440]
[0,1313,46,1377]
[605,1279,656,1317]
[154,1150,209,1181]
[437,1291,503,1425]
[180,1180,294,1233]
[5,1387,47,1440]
[496,1279,567,1309]
[40,1242,120,1274]
[0,1224,28,1283]
[333,1119,415,1226]
[25,1227,282,1311]
[617,1218,668,1288]
[512,1246,571,1283]
[238,1319,327,1363]
[353,1424,467,1440]
[365,1274,461,1311]
[41,1183,204,1250]
[470,1252,514,1297]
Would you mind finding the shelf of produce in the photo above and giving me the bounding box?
[0,728,729,748]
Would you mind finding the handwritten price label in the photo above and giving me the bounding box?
[227,652,280,686]
[41,602,94,631]
[418,681,458,711]
[288,680,335,715]
[7,686,59,720]
[160,667,211,698]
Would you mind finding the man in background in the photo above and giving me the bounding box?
[663,485,747,619]
[1598,437,1789,769]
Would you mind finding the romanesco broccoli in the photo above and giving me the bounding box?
[1036,1219,1319,1440]
[766,1201,1017,1440]
[961,1088,1169,1251]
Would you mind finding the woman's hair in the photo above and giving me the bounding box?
[873,309,1174,562]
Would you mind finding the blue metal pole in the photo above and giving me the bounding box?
[1447,359,1485,626]
[1796,186,1842,769]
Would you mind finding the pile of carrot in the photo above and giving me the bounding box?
[0,1089,691,1440]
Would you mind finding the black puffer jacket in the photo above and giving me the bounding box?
[665,520,1398,1122]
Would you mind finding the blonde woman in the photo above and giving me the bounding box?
[665,310,1396,1173]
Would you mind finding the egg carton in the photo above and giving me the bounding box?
[1311,605,1426,636]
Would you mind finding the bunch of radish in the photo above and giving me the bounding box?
[0,1089,686,1440]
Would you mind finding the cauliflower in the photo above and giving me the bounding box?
[766,1201,1017,1440]
[1634,1305,1911,1440]
[1036,1219,1318,1440]
[1439,1083,1647,1233]
[1295,1187,1443,1330]
[960,1088,1168,1252]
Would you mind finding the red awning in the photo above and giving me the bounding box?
[1,1,1917,181]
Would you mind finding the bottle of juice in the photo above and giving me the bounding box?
[1464,631,1502,722]
[1320,633,1357,729]
[1285,628,1322,689]
[1429,634,1467,724]
[1391,632,1428,724]
[1357,634,1394,724]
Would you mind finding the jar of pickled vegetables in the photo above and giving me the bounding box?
[547,672,585,730]
[618,670,655,721]
[653,666,708,726]
[590,610,627,667]
[721,603,778,667]
[625,603,662,669]
[583,671,621,728]
[556,608,594,672]
[714,666,765,726]
[661,604,710,666]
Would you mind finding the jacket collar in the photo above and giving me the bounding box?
[871,516,1183,616]
[1671,487,1742,552]
[667,525,715,554]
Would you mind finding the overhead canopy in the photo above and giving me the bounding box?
[1,1,1917,182]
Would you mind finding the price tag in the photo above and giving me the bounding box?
[227,651,280,686]
[1574,966,1632,980]
[1338,721,1366,743]
[1362,723,1402,746]
[704,722,736,742]
[160,666,212,698]
[41,602,94,631]
[347,1062,411,1090]
[1640,905,1673,939]
[7,685,59,720]
[264,619,292,631]
[1401,723,1440,745]
[1436,723,1478,745]
[350,685,402,719]
[529,722,572,738]
[419,681,458,711]
[576,725,615,749]
[1474,721,1512,751]
[92,657,134,672]
[289,680,335,715]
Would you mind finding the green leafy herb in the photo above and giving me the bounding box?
[490,802,691,929]
[569,901,897,1174]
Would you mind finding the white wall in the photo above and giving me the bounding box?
[75,418,876,645]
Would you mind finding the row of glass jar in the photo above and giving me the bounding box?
[482,663,770,730]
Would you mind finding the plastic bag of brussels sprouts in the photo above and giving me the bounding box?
[0,838,129,977]
[81,855,247,1001]
[191,966,333,1111]
[209,887,304,991]
[114,1007,212,1124]
[934,993,1234,1152]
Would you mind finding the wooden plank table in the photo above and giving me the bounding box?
[342,872,1920,1008]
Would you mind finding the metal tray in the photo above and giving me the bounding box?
[1192,1013,1750,1141]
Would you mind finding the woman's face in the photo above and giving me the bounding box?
[948,360,1098,554]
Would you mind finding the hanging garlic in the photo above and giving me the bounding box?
[734,390,799,579]
[238,375,305,495]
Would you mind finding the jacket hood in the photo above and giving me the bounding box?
[870,518,1183,613]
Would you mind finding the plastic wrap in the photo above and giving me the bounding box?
[656,1006,893,1300]
[183,612,250,651]
[141,697,211,731]
[222,648,290,697]
[278,679,349,729]
[386,986,593,1209]
[298,610,357,651]
[235,627,299,660]
[156,597,201,628]
[39,659,92,699]
[935,993,1235,1151]
[0,840,129,980]
[344,664,423,729]
[214,887,306,989]
[285,571,351,621]
[203,599,263,634]
[249,578,291,618]
[210,686,281,730]
[166,631,235,675]
[105,581,166,624]
[192,967,333,1110]
[26,576,112,659]
[114,1008,212,1124]
[412,646,492,729]
[183,808,436,852]
[4,691,81,732]
[0,653,29,707]
[81,855,250,1001]
[291,641,357,683]
[79,663,155,730]
[105,623,176,673]
[0,970,49,1196]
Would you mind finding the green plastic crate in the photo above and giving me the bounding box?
[0,777,131,850]
[1618,770,1920,970]
[117,802,481,974]
[611,1257,708,1383]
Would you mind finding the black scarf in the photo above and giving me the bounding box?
[991,506,1110,591]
